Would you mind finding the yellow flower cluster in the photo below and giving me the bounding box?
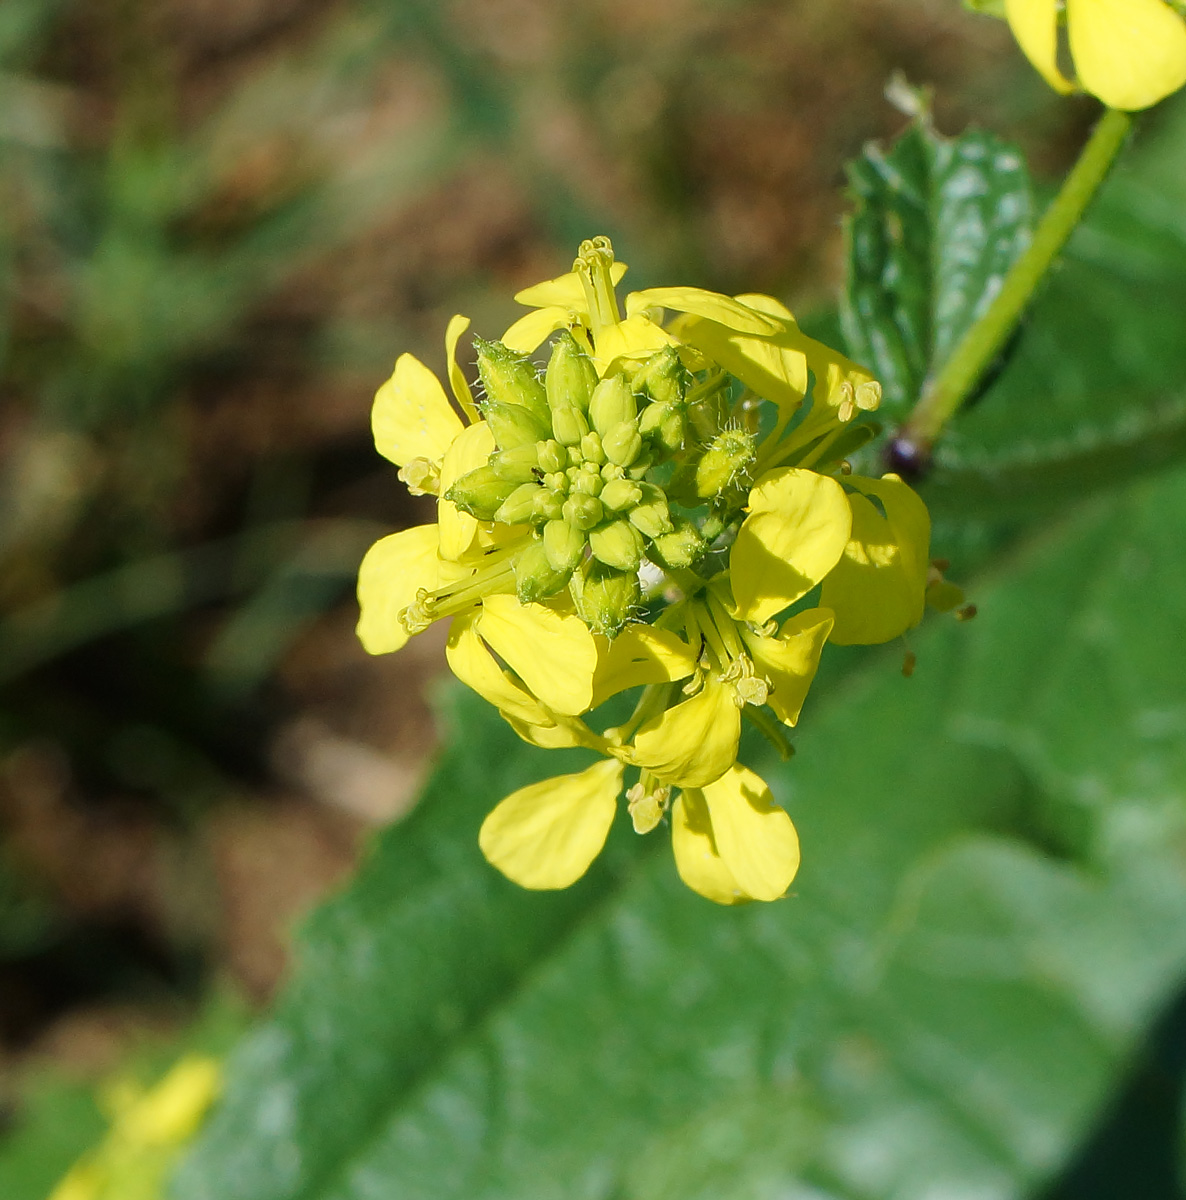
[1004,0,1186,111]
[358,238,947,904]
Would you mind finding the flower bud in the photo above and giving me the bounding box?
[628,483,673,538]
[602,419,643,468]
[562,492,604,531]
[494,482,545,526]
[631,345,687,406]
[600,477,642,512]
[570,559,640,637]
[648,521,706,570]
[446,465,518,519]
[482,400,550,450]
[695,429,755,498]
[489,443,541,483]
[626,453,654,480]
[543,517,586,573]
[579,431,606,465]
[532,487,565,522]
[545,331,597,414]
[588,373,637,440]
[589,518,644,573]
[572,464,603,496]
[537,439,568,474]
[515,538,572,604]
[475,337,549,427]
[639,401,686,455]
[552,404,590,447]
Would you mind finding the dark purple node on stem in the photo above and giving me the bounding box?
[884,432,932,482]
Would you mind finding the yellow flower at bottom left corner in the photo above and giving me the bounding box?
[479,758,625,889]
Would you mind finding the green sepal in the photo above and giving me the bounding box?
[481,399,551,450]
[542,518,587,573]
[588,519,644,573]
[494,482,545,526]
[588,373,637,440]
[445,465,518,520]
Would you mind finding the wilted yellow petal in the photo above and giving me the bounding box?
[632,677,740,788]
[1005,0,1075,94]
[438,421,496,561]
[479,758,623,889]
[372,353,465,468]
[444,313,479,422]
[356,524,443,655]
[477,594,598,716]
[514,262,628,310]
[118,1055,221,1146]
[445,613,557,727]
[671,789,751,905]
[590,625,699,709]
[502,306,571,355]
[743,607,834,727]
[821,474,931,645]
[731,469,852,625]
[702,765,799,902]
[1068,0,1186,110]
[627,287,782,335]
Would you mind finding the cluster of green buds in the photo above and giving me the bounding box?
[447,336,707,632]
[356,237,959,905]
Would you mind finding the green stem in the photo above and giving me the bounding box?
[742,705,795,761]
[901,107,1133,449]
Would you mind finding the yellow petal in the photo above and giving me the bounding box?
[119,1055,221,1146]
[437,420,496,561]
[590,625,699,709]
[445,612,557,726]
[502,306,572,355]
[671,789,751,905]
[503,711,594,750]
[702,765,799,902]
[592,314,679,375]
[1005,0,1075,94]
[513,262,628,310]
[820,474,931,645]
[742,607,834,727]
[731,469,852,625]
[356,524,443,654]
[632,677,740,788]
[673,315,810,415]
[626,287,782,335]
[372,353,465,467]
[476,594,598,716]
[1068,0,1186,109]
[445,313,479,422]
[479,758,623,889]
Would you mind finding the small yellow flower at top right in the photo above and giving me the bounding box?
[1005,0,1186,110]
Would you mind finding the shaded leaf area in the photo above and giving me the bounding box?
[175,461,1186,1200]
[841,117,1034,424]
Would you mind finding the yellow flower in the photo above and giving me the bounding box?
[1005,0,1186,110]
[356,235,944,906]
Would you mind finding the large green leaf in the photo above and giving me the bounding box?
[174,458,1186,1200]
[841,118,1034,424]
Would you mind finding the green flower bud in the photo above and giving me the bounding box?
[570,559,640,637]
[572,464,603,496]
[648,521,706,570]
[543,517,586,573]
[601,462,625,482]
[482,399,550,450]
[494,482,544,526]
[589,519,644,573]
[631,345,687,406]
[489,443,541,483]
[475,337,549,427]
[515,538,572,604]
[602,419,643,468]
[543,471,568,493]
[639,400,685,454]
[579,431,606,465]
[627,453,654,480]
[628,482,673,538]
[532,488,566,522]
[562,492,604,531]
[600,477,642,512]
[537,439,568,474]
[588,373,637,440]
[545,331,597,414]
[552,404,590,447]
[695,429,755,499]
[446,465,518,519]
